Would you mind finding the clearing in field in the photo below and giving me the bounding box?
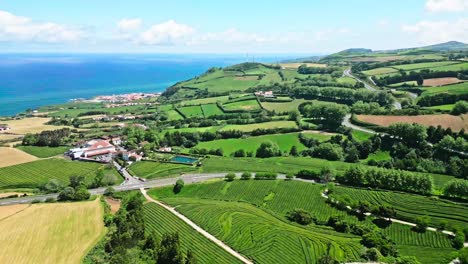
[261,99,311,112]
[194,133,308,156]
[0,199,104,264]
[0,117,69,135]
[356,114,468,132]
[220,120,297,132]
[423,77,464,87]
[0,147,38,168]
[222,99,261,111]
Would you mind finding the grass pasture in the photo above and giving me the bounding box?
[128,161,197,179]
[356,114,468,132]
[16,145,69,158]
[261,99,310,112]
[0,147,38,168]
[222,99,261,112]
[201,103,224,116]
[279,63,327,69]
[420,82,468,96]
[424,104,455,111]
[194,133,307,156]
[0,199,104,264]
[0,117,70,135]
[144,203,242,264]
[220,121,297,132]
[180,96,230,106]
[177,105,204,118]
[0,159,119,190]
[362,67,398,76]
[392,61,460,71]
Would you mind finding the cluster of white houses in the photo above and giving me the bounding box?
[67,137,142,162]
[0,125,11,132]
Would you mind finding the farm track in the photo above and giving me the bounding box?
[140,188,254,264]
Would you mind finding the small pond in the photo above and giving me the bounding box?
[170,155,198,164]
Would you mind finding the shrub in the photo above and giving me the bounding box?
[459,248,468,264]
[254,172,278,180]
[240,172,252,180]
[104,187,116,197]
[285,172,294,180]
[413,216,429,233]
[173,179,185,194]
[45,197,56,203]
[295,170,319,181]
[225,173,236,182]
[31,199,41,204]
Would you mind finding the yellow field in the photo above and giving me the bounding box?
[0,199,104,264]
[0,134,22,141]
[0,147,38,168]
[0,117,69,135]
[279,63,327,69]
[0,204,29,220]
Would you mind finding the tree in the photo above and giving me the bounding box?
[459,247,468,264]
[157,233,184,264]
[451,100,468,115]
[173,179,185,194]
[225,173,236,182]
[318,243,340,264]
[453,231,466,249]
[286,172,294,180]
[42,179,64,193]
[185,249,197,264]
[289,145,298,156]
[233,149,246,157]
[345,146,360,163]
[387,123,427,147]
[58,187,75,201]
[416,75,424,86]
[91,169,105,188]
[319,167,336,183]
[312,143,344,161]
[255,142,281,158]
[74,185,91,201]
[240,172,252,180]
[443,179,468,199]
[286,209,315,225]
[413,216,429,233]
[288,110,299,121]
[70,175,86,189]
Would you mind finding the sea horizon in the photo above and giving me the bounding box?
[0,53,309,116]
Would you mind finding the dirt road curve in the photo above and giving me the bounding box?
[140,188,254,264]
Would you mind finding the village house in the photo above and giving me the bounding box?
[254,90,275,98]
[111,137,122,146]
[158,146,172,153]
[122,150,143,161]
[0,125,10,132]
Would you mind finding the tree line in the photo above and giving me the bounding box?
[22,128,71,147]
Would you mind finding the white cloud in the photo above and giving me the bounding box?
[402,18,468,44]
[117,18,142,32]
[0,10,85,43]
[138,20,194,45]
[425,0,468,12]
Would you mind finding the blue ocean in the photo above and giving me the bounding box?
[0,54,300,116]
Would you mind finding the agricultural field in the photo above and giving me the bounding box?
[16,146,69,158]
[166,109,184,120]
[180,95,230,106]
[423,77,463,87]
[362,67,398,76]
[424,104,455,111]
[0,147,38,168]
[177,105,204,118]
[128,161,197,179]
[420,82,468,96]
[149,180,456,263]
[261,98,311,112]
[0,117,70,135]
[222,99,261,112]
[278,63,327,69]
[194,133,307,156]
[0,199,104,264]
[387,81,418,87]
[201,103,224,116]
[362,150,391,162]
[220,120,297,132]
[392,61,461,71]
[0,159,121,190]
[144,203,243,264]
[350,130,373,141]
[356,114,468,132]
[333,186,468,230]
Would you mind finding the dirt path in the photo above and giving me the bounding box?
[140,188,254,264]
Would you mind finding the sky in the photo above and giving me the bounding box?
[0,0,467,54]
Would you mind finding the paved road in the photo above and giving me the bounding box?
[141,188,254,264]
[113,161,141,185]
[344,68,402,110]
[342,114,379,135]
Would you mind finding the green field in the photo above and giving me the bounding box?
[149,180,457,263]
[177,105,204,118]
[420,82,468,96]
[387,81,418,87]
[49,105,157,118]
[220,121,297,132]
[167,109,184,120]
[261,99,311,112]
[194,133,307,156]
[0,159,120,189]
[201,103,224,116]
[181,96,230,106]
[392,61,461,71]
[350,130,373,141]
[16,146,69,158]
[128,161,197,179]
[333,186,468,229]
[222,99,261,112]
[362,67,398,76]
[144,203,243,264]
[424,104,456,111]
[363,150,391,162]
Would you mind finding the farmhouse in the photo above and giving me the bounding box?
[158,146,172,153]
[255,90,275,98]
[68,139,116,159]
[122,150,143,161]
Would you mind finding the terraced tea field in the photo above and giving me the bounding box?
[144,203,242,264]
